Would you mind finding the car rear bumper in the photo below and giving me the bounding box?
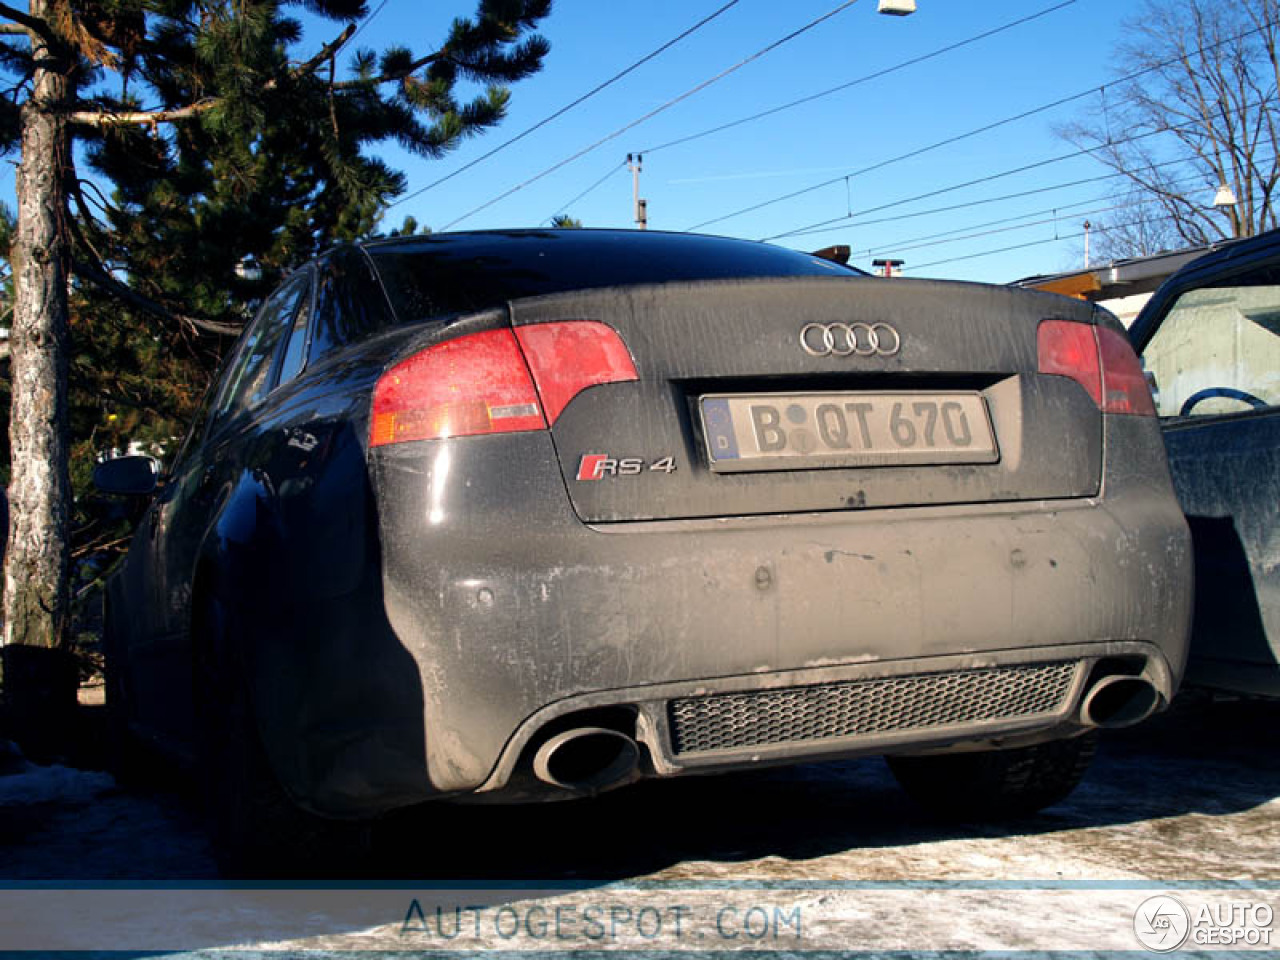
[473,640,1169,796]
[302,414,1190,816]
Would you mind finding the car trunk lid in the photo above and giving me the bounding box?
[509,276,1102,523]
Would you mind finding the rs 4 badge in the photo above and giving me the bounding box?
[577,454,677,481]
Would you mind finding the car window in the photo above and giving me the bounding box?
[367,231,861,325]
[310,248,397,362]
[211,275,308,427]
[276,280,314,387]
[1143,275,1280,418]
[167,377,221,475]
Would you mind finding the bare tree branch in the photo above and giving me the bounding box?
[291,22,357,79]
[0,2,53,43]
[68,97,219,128]
[65,185,243,338]
[73,253,243,336]
[1059,0,1280,255]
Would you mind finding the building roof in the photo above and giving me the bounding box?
[1013,243,1220,301]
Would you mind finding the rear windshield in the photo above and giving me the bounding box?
[365,230,862,324]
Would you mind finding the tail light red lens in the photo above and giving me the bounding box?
[1037,320,1102,407]
[370,321,639,447]
[1037,319,1154,416]
[1096,325,1157,416]
[370,329,546,447]
[514,321,639,424]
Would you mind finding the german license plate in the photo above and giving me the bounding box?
[699,392,999,473]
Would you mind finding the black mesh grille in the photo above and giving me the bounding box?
[668,661,1079,755]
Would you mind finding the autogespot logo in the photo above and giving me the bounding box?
[1134,895,1191,952]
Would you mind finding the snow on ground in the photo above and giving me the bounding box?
[0,695,1276,953]
[0,742,115,807]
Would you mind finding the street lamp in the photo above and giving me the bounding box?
[878,0,917,14]
[1212,184,1238,208]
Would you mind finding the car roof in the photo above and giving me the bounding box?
[358,227,865,272]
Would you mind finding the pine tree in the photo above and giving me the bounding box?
[0,0,551,724]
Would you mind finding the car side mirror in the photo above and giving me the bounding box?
[92,456,160,497]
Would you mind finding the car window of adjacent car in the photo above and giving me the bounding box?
[211,275,309,429]
[1143,268,1280,418]
[309,248,398,362]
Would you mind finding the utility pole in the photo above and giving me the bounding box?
[627,153,648,230]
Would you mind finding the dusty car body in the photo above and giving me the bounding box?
[1129,229,1280,696]
[98,230,1191,863]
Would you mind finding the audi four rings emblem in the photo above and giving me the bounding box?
[800,322,902,357]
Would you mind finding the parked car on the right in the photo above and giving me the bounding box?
[1129,229,1280,696]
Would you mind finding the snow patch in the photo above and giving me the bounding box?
[0,745,115,807]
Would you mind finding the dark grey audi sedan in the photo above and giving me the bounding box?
[97,229,1192,871]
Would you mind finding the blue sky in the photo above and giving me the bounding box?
[340,0,1154,283]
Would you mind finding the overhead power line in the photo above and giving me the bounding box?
[866,199,1137,259]
[855,161,1263,258]
[350,0,391,44]
[775,150,1215,241]
[778,172,1128,239]
[906,235,1084,273]
[898,192,1269,273]
[441,0,865,230]
[643,0,1076,156]
[759,147,1132,241]
[756,93,1271,244]
[544,161,627,223]
[689,17,1275,235]
[866,196,1183,262]
[900,211,1187,273]
[390,0,744,210]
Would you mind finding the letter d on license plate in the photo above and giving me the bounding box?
[700,391,998,473]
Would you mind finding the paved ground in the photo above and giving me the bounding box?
[1,691,1277,952]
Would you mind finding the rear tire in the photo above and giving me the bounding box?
[194,596,370,877]
[886,733,1097,821]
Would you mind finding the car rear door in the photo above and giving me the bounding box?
[1135,257,1280,693]
[133,273,312,742]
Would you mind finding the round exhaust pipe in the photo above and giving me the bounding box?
[1081,675,1162,729]
[533,727,641,793]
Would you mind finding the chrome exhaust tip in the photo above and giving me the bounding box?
[532,727,641,793]
[1081,674,1162,729]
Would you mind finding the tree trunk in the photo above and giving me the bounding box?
[0,1,76,732]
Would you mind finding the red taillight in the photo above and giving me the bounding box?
[370,329,546,447]
[1037,320,1154,416]
[1037,320,1102,407]
[370,321,639,447]
[514,321,638,424]
[1096,325,1156,416]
